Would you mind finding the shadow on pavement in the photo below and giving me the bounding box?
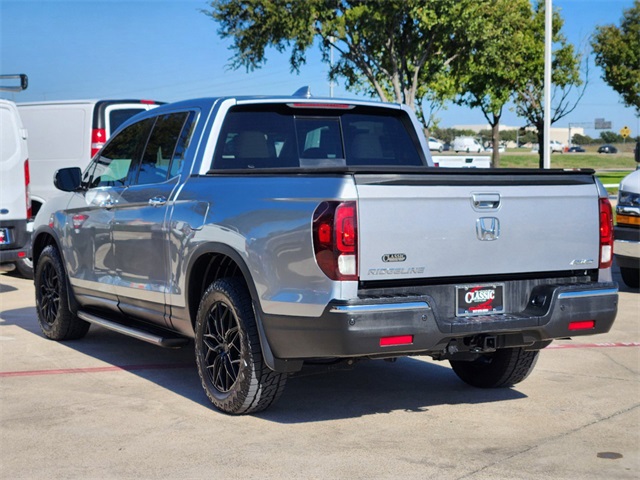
[1,304,527,424]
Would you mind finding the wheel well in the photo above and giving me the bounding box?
[32,232,57,268]
[188,253,248,327]
[31,200,43,219]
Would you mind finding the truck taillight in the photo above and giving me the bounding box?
[91,128,106,157]
[24,159,31,219]
[313,201,358,281]
[599,197,613,269]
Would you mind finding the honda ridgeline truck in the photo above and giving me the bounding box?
[31,94,618,414]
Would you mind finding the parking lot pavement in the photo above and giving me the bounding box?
[1,268,638,480]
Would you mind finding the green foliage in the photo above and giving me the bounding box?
[592,1,640,115]
[513,1,586,167]
[204,0,483,126]
[572,133,595,145]
[600,131,625,143]
[431,128,477,144]
[455,0,534,166]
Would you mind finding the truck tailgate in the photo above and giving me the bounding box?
[355,172,601,281]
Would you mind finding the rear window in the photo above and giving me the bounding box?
[211,104,425,170]
[109,108,147,133]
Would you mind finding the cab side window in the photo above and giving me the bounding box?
[84,118,154,188]
[135,112,192,185]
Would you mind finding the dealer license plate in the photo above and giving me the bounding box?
[0,228,10,245]
[456,284,504,317]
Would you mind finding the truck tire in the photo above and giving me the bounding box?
[449,347,539,388]
[35,245,90,340]
[195,278,287,414]
[619,267,639,289]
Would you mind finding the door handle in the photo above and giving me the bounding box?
[148,196,167,207]
[472,193,501,210]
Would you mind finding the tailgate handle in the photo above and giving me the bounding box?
[473,193,501,210]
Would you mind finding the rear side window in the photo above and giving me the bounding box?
[135,112,192,185]
[211,105,424,170]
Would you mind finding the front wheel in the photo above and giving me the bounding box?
[195,278,287,414]
[449,347,539,388]
[35,245,89,340]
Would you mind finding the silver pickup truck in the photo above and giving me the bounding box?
[32,94,618,414]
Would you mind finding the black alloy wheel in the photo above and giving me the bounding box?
[34,245,90,340]
[195,278,287,415]
[202,300,242,393]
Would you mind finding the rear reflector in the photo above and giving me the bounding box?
[380,335,413,347]
[568,320,595,331]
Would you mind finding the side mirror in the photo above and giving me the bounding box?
[635,141,639,163]
[54,167,83,192]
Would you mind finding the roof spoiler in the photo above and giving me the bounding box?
[0,74,28,92]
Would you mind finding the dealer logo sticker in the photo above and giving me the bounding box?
[382,253,406,263]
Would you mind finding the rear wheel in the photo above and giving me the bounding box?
[620,267,639,289]
[449,347,539,388]
[195,278,287,414]
[35,245,89,340]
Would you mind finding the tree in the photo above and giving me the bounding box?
[456,0,535,167]
[203,0,483,128]
[592,1,640,115]
[600,131,624,144]
[572,133,594,145]
[513,2,587,167]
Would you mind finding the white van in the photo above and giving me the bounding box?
[0,75,31,276]
[18,99,162,217]
[453,136,483,153]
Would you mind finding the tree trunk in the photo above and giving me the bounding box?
[536,129,545,168]
[491,122,501,168]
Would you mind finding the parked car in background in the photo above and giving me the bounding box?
[614,168,640,288]
[485,143,506,153]
[532,141,565,153]
[598,144,618,154]
[550,140,565,153]
[452,136,482,153]
[568,146,586,153]
[17,99,163,219]
[428,137,444,152]
[0,74,32,277]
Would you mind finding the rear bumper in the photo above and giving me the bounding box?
[261,282,618,362]
[0,219,31,265]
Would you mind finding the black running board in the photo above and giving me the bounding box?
[78,311,189,348]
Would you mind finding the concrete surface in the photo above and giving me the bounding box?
[0,266,638,480]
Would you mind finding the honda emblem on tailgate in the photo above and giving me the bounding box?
[476,217,500,241]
